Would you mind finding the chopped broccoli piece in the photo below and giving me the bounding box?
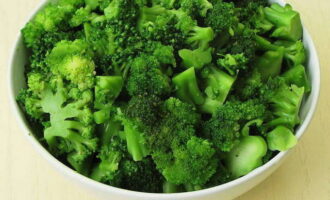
[172,68,205,105]
[266,126,297,151]
[225,136,267,178]
[200,67,237,114]
[264,3,303,41]
[179,47,213,69]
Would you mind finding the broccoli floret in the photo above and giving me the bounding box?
[137,5,167,32]
[205,1,238,35]
[172,68,205,105]
[120,157,164,192]
[162,137,217,188]
[179,0,213,18]
[145,41,176,66]
[70,5,101,27]
[149,98,200,150]
[203,99,266,152]
[169,9,197,34]
[233,70,263,100]
[90,136,125,184]
[200,66,237,114]
[249,6,273,33]
[262,78,305,129]
[40,80,97,174]
[217,53,248,75]
[104,0,138,20]
[264,3,303,41]
[150,98,216,189]
[126,95,162,126]
[221,28,257,62]
[46,39,95,90]
[126,55,171,97]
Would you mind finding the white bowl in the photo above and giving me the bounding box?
[8,0,320,199]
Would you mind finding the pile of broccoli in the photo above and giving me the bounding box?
[18,0,309,193]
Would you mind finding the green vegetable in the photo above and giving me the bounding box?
[266,126,297,151]
[264,3,303,41]
[172,67,205,105]
[226,136,267,178]
[18,0,309,193]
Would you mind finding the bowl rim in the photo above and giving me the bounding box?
[7,0,320,199]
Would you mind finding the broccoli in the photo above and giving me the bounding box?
[264,3,303,41]
[200,66,237,114]
[254,49,284,80]
[150,98,217,189]
[179,0,213,18]
[126,54,171,97]
[18,0,309,193]
[225,135,267,178]
[263,78,305,129]
[266,126,297,151]
[203,99,266,152]
[172,68,205,105]
[205,1,238,35]
[178,47,213,69]
[46,39,95,90]
[40,79,97,175]
[217,53,248,75]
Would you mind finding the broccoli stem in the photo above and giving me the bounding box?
[172,67,205,105]
[255,50,284,80]
[163,181,180,193]
[123,121,149,161]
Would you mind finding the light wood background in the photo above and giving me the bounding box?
[1,0,329,199]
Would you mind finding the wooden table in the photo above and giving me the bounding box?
[1,0,329,199]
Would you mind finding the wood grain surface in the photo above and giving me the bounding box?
[1,0,329,199]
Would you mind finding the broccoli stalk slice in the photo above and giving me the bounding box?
[255,50,284,80]
[172,68,205,106]
[225,136,267,178]
[178,47,212,69]
[264,3,303,41]
[282,65,311,93]
[200,67,237,114]
[266,126,297,151]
